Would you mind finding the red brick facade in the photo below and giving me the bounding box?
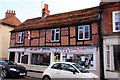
[10,21,99,47]
[101,3,120,35]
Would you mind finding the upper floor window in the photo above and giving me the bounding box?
[51,28,60,42]
[78,25,90,40]
[18,32,24,43]
[112,11,120,32]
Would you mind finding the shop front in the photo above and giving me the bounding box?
[103,36,120,79]
[8,46,99,76]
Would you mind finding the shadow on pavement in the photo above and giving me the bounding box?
[0,76,41,80]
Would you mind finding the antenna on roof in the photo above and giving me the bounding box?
[40,0,44,17]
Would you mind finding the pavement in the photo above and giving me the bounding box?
[0,76,42,80]
[27,71,43,78]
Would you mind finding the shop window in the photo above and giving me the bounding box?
[62,53,95,70]
[78,25,90,40]
[113,45,120,70]
[51,28,60,42]
[18,52,28,64]
[31,53,50,66]
[21,55,28,64]
[18,32,24,43]
[112,11,120,32]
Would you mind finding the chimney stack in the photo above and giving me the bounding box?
[42,4,50,18]
[5,10,16,18]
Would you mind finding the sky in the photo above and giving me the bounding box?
[0,0,100,22]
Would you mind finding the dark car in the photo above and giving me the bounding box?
[0,60,27,78]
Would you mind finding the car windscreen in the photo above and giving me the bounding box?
[73,63,89,73]
[0,60,14,65]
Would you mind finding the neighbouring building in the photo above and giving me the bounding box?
[8,4,101,76]
[100,2,120,79]
[0,10,21,60]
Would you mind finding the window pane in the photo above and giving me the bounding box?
[51,63,61,69]
[85,26,89,39]
[21,55,28,64]
[79,27,83,30]
[21,33,24,42]
[56,29,59,32]
[18,36,21,42]
[56,33,59,41]
[55,29,60,41]
[107,51,110,65]
[18,32,24,43]
[51,30,55,41]
[114,11,120,31]
[18,52,21,63]
[79,31,83,39]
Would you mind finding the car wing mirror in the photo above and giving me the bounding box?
[68,67,76,74]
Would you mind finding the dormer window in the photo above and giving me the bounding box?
[78,25,90,40]
[112,11,120,32]
[18,32,24,43]
[51,28,60,42]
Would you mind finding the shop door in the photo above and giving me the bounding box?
[113,45,120,70]
[9,52,15,62]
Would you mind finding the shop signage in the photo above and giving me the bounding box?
[27,47,96,53]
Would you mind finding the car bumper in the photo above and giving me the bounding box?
[7,70,27,77]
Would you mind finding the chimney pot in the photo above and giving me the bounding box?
[44,4,48,10]
[42,4,50,18]
[5,10,16,18]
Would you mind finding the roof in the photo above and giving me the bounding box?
[12,6,100,32]
[0,15,21,27]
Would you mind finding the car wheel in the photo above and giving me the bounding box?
[1,69,7,78]
[43,76,51,80]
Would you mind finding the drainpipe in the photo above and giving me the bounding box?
[98,6,105,80]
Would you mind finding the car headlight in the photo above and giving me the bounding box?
[9,68,17,71]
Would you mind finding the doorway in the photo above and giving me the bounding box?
[113,45,120,70]
[9,52,15,62]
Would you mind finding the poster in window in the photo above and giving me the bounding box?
[54,52,60,62]
[76,54,94,69]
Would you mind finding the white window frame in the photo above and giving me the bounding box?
[78,25,90,40]
[51,28,60,42]
[106,45,110,70]
[18,32,24,43]
[112,11,120,32]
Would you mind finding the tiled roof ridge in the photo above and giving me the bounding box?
[1,15,21,27]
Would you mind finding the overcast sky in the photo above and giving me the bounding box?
[0,0,100,22]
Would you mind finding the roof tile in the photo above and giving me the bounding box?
[12,6,99,32]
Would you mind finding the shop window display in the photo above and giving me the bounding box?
[54,52,60,62]
[62,53,94,70]
[31,53,50,66]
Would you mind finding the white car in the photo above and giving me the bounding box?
[42,62,99,80]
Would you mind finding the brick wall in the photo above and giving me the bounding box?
[101,3,120,35]
[10,21,99,47]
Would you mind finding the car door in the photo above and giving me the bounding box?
[59,63,78,79]
[49,63,63,78]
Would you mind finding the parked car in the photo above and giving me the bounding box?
[42,62,99,80]
[0,60,27,78]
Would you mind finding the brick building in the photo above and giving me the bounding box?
[100,2,120,79]
[8,4,101,76]
[8,2,120,79]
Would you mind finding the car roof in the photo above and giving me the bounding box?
[52,62,75,65]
